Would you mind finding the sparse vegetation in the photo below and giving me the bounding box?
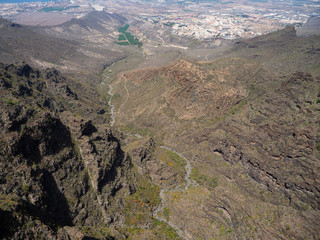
[151,219,182,239]
[124,169,161,226]
[0,194,19,211]
[5,98,18,105]
[163,207,170,221]
[80,226,113,239]
[22,184,30,194]
[218,224,233,237]
[190,168,218,189]
[154,147,187,186]
[163,149,186,168]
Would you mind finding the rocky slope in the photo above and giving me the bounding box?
[0,63,136,239]
[0,62,187,239]
[32,11,129,73]
[207,71,320,209]
[109,27,320,239]
[1,14,320,239]
[0,18,77,67]
[37,11,126,43]
[0,15,126,79]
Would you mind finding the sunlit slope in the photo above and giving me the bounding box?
[109,27,320,239]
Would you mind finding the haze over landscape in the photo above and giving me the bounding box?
[0,0,319,239]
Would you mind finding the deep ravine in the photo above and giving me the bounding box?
[153,146,198,240]
[103,73,115,127]
[103,69,196,240]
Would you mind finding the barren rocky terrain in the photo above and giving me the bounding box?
[109,26,320,239]
[0,10,319,240]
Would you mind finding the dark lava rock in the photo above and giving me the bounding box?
[0,78,12,89]
[80,120,97,136]
[13,113,72,164]
[17,64,34,78]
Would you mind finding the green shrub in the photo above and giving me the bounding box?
[163,207,170,221]
[151,219,182,239]
[6,99,18,105]
[22,184,30,194]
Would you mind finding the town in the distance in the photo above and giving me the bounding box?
[0,0,319,40]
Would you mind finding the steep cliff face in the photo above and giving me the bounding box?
[0,63,135,239]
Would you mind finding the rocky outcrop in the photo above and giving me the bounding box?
[44,68,78,100]
[209,72,320,210]
[0,63,135,239]
[122,59,251,121]
[12,113,72,163]
[130,138,186,189]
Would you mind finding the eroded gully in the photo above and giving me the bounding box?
[103,72,196,240]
